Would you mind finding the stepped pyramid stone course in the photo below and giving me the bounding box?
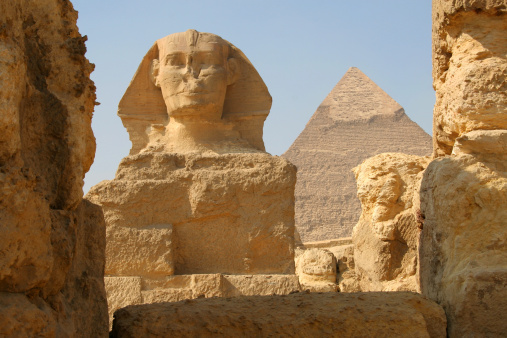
[283,67,432,242]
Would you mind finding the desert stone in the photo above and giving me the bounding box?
[295,248,338,292]
[418,1,507,336]
[110,292,446,338]
[352,153,429,292]
[420,131,507,337]
[432,0,507,157]
[283,67,431,242]
[0,0,108,336]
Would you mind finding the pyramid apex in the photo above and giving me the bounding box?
[319,68,404,122]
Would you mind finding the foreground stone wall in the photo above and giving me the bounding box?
[432,0,507,156]
[0,1,107,336]
[420,130,507,336]
[111,292,446,337]
[419,1,507,336]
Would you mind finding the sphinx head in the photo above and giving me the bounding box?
[151,30,239,121]
[118,30,271,155]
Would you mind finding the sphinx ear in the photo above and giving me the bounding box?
[150,59,161,87]
[226,58,239,85]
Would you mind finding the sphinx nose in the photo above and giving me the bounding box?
[184,56,200,79]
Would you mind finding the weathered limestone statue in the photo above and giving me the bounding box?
[87,30,298,326]
[351,153,429,292]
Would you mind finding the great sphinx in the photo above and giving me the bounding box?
[86,30,298,325]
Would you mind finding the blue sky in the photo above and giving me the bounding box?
[72,1,434,192]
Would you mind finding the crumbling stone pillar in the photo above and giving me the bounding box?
[420,1,507,336]
[0,1,108,336]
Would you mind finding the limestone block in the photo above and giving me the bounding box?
[332,244,361,292]
[106,224,173,277]
[105,277,142,329]
[420,130,507,337]
[191,274,225,298]
[295,248,337,292]
[352,153,429,292]
[87,152,296,276]
[141,288,194,304]
[110,292,446,338]
[223,275,301,296]
[58,200,108,337]
[432,0,507,156]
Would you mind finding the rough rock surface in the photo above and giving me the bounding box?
[87,152,296,276]
[283,67,431,242]
[0,0,107,336]
[420,130,507,337]
[111,292,446,338]
[295,248,338,292]
[105,274,300,329]
[432,0,507,156]
[352,153,429,292]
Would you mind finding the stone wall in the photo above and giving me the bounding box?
[0,1,107,336]
[419,1,507,336]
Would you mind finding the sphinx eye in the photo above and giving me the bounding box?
[165,54,184,66]
[202,53,222,66]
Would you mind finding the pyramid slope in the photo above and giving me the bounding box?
[283,67,431,242]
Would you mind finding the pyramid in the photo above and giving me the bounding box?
[283,67,431,242]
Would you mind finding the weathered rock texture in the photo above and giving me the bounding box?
[0,0,107,336]
[432,0,507,157]
[420,131,507,337]
[295,248,338,292]
[352,153,429,292]
[105,274,300,329]
[298,238,359,292]
[87,153,296,276]
[283,67,432,242]
[418,2,507,336]
[110,292,446,337]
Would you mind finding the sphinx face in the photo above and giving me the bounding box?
[156,32,231,121]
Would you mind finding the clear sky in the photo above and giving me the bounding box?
[72,1,434,193]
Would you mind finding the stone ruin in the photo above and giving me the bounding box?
[0,0,107,336]
[85,30,300,324]
[1,0,506,336]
